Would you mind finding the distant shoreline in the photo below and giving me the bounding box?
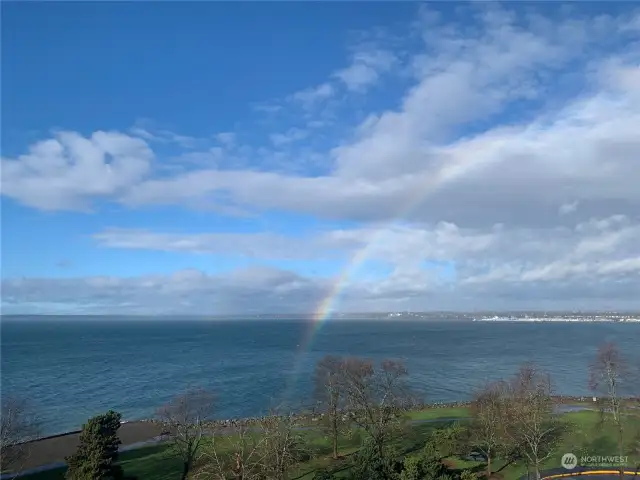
[3,311,640,321]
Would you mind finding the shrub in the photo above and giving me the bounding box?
[460,470,476,480]
[349,439,402,480]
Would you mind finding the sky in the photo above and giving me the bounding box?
[1,2,639,315]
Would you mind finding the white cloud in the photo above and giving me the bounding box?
[559,201,579,216]
[5,8,636,226]
[269,128,309,147]
[130,126,199,149]
[81,213,640,311]
[334,49,396,92]
[93,228,343,260]
[112,66,639,227]
[289,83,335,108]
[3,5,640,312]
[5,213,640,313]
[0,267,332,315]
[215,132,236,146]
[1,131,153,210]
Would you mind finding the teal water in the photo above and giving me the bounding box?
[1,317,638,436]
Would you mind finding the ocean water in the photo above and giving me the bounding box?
[1,317,639,436]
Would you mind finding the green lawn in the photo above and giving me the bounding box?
[14,445,176,480]
[405,407,470,421]
[464,411,640,480]
[19,409,640,480]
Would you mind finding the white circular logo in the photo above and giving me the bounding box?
[561,453,578,470]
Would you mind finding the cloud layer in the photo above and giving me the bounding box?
[2,5,639,313]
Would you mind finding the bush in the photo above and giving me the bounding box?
[349,439,402,480]
[398,437,456,480]
[65,410,124,480]
[400,453,453,480]
[459,470,476,480]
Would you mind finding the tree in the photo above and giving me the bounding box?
[502,365,566,480]
[314,355,347,459]
[399,440,452,480]
[467,381,508,477]
[157,388,215,480]
[339,358,414,459]
[256,412,309,480]
[196,425,266,480]
[0,396,40,477]
[589,342,632,480]
[350,438,402,480]
[65,410,123,480]
[429,423,466,462]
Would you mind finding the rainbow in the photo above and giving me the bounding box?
[279,230,388,406]
[304,154,476,339]
[279,149,481,405]
[303,234,384,350]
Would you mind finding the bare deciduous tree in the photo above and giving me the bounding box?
[339,358,413,459]
[156,388,215,480]
[314,355,346,459]
[503,365,566,480]
[256,412,309,480]
[196,425,266,480]
[468,381,508,477]
[589,342,632,480]
[0,396,40,477]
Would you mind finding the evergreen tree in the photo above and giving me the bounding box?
[398,441,454,480]
[349,439,402,480]
[65,410,124,480]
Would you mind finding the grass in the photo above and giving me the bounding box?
[405,407,470,421]
[15,445,175,480]
[469,411,640,480]
[19,409,640,480]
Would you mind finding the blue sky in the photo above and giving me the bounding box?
[2,2,639,314]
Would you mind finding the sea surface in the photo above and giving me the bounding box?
[2,317,639,436]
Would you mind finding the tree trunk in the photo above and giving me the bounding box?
[618,425,625,480]
[332,413,338,459]
[376,436,385,461]
[486,453,492,477]
[181,461,190,480]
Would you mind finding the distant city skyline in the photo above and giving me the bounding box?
[2,2,639,314]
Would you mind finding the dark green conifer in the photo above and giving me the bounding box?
[65,410,124,480]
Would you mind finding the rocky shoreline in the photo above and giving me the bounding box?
[26,395,622,443]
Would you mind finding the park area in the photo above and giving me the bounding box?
[11,406,640,480]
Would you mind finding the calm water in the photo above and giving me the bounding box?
[1,318,639,436]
